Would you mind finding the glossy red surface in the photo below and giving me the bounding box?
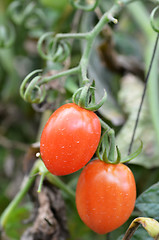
[76,160,136,234]
[40,103,101,175]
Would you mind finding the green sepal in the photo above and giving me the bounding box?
[114,146,121,164]
[96,130,109,162]
[102,148,109,163]
[121,140,143,163]
[96,122,143,164]
[72,81,106,111]
[72,87,83,105]
[78,84,90,108]
[90,80,96,104]
[84,90,107,111]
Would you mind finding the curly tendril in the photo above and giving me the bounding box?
[20,66,80,103]
[20,2,120,105]
[150,6,159,33]
[20,70,46,104]
[24,9,46,30]
[37,32,71,62]
[69,0,99,11]
[0,22,15,48]
[7,1,45,30]
[8,1,35,25]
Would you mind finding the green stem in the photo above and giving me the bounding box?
[46,173,75,203]
[78,0,134,85]
[0,160,40,228]
[0,159,76,229]
[39,66,80,85]
[80,34,94,84]
[36,161,75,201]
[99,117,111,131]
[57,4,120,86]
[57,32,89,40]
[37,173,46,193]
[89,6,118,38]
[79,5,119,85]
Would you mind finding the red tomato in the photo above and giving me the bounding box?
[40,103,101,176]
[76,160,136,234]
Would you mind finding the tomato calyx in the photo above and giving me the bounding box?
[96,129,120,164]
[97,119,143,164]
[72,80,107,111]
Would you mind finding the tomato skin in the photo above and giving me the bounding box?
[40,103,101,176]
[76,160,136,234]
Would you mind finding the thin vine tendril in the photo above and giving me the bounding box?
[128,32,159,155]
[37,32,71,62]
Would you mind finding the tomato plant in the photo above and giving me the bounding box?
[40,103,101,176]
[76,159,136,234]
[2,0,159,239]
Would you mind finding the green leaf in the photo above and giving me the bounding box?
[4,204,32,240]
[136,182,159,220]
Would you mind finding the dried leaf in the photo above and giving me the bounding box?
[122,217,159,240]
[21,178,69,240]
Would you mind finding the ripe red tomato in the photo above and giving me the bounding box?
[76,160,136,234]
[40,103,101,176]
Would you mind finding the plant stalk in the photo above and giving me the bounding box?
[0,161,39,228]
